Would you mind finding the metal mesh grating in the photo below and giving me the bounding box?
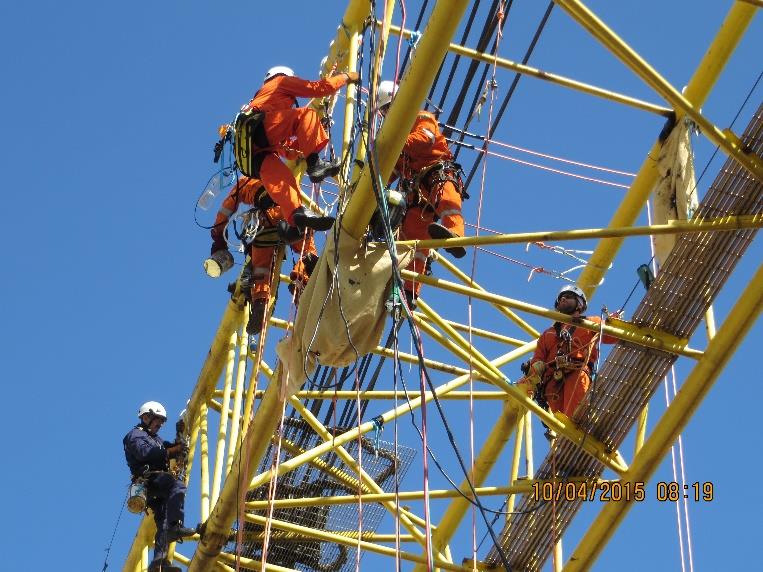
[487,103,763,570]
[230,415,416,571]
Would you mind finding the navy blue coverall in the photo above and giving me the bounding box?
[123,424,187,562]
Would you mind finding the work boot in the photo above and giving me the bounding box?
[247,299,268,335]
[167,523,197,543]
[148,558,175,571]
[292,206,335,232]
[306,153,341,183]
[428,222,466,259]
[404,289,418,311]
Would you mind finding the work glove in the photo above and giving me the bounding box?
[210,239,228,256]
[526,361,546,387]
[166,443,186,459]
[175,419,186,434]
[344,71,360,84]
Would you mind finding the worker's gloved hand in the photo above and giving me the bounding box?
[210,239,228,257]
[166,443,186,459]
[175,419,185,434]
[344,71,360,84]
[526,361,546,387]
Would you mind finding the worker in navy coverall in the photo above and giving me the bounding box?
[123,401,195,571]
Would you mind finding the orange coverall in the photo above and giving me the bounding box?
[394,111,465,295]
[243,74,350,226]
[526,317,615,417]
[211,176,317,302]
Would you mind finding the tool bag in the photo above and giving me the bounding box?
[234,110,270,177]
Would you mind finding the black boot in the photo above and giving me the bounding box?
[277,220,307,244]
[167,523,197,543]
[247,299,268,335]
[292,206,335,232]
[148,558,181,572]
[306,153,341,183]
[428,222,466,259]
[404,289,418,310]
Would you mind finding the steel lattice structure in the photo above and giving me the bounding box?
[122,1,762,570]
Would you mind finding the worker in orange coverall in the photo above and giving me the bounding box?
[234,66,359,240]
[376,80,467,309]
[520,285,616,438]
[209,175,318,335]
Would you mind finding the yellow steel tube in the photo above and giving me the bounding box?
[225,326,248,474]
[122,518,154,572]
[524,412,534,479]
[245,482,539,509]
[211,330,237,507]
[267,316,473,377]
[417,298,509,379]
[402,270,703,360]
[415,309,528,346]
[398,214,763,250]
[385,22,671,116]
[634,405,648,455]
[229,390,509,400]
[416,402,521,571]
[435,244,539,338]
[565,263,763,571]
[555,0,763,182]
[244,513,483,572]
[199,401,211,521]
[214,551,298,572]
[576,2,758,297]
[342,0,471,238]
[507,414,525,515]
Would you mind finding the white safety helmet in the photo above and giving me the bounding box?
[138,401,167,420]
[555,284,587,313]
[264,66,295,82]
[377,80,398,110]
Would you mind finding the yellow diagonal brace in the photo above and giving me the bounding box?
[555,0,763,183]
[576,1,758,298]
[384,22,671,116]
[564,263,763,571]
[435,252,540,337]
[398,215,763,250]
[409,310,628,474]
[401,270,702,359]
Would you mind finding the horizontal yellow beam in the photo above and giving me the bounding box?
[401,270,703,359]
[244,513,485,571]
[218,389,511,400]
[245,483,536,509]
[397,214,763,250]
[267,316,474,377]
[230,529,417,543]
[385,22,671,116]
[415,310,528,346]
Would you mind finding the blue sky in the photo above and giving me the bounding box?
[1,1,760,571]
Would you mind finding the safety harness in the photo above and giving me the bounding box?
[400,159,468,214]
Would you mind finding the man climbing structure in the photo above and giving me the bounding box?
[234,65,359,238]
[123,401,196,572]
[207,175,318,334]
[377,80,467,308]
[520,285,616,436]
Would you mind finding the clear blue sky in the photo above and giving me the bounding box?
[1,2,760,571]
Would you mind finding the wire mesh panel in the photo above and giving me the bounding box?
[230,415,416,572]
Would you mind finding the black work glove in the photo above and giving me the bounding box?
[166,443,186,459]
[175,419,186,434]
[210,239,228,256]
